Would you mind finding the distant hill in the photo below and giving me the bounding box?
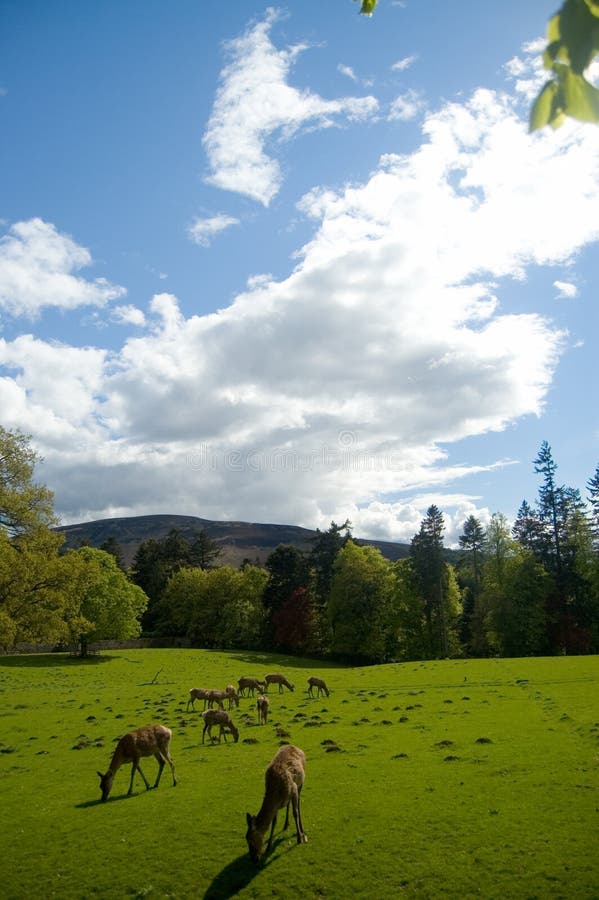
[55,514,412,568]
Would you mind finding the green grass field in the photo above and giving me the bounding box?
[1,650,598,899]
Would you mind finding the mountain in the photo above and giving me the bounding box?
[55,514,412,568]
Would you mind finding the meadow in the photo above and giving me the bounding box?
[1,649,598,899]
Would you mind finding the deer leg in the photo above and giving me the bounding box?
[293,790,307,844]
[266,812,278,852]
[129,760,150,795]
[164,752,176,786]
[202,722,208,744]
[153,753,166,788]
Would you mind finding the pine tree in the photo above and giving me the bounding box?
[587,463,599,546]
[410,505,448,657]
[458,515,486,650]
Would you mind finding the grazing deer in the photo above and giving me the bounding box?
[264,673,295,694]
[225,684,240,709]
[97,724,176,802]
[257,694,269,724]
[187,688,209,711]
[307,676,330,698]
[187,688,225,711]
[205,689,227,709]
[245,745,308,864]
[238,676,266,697]
[201,709,239,744]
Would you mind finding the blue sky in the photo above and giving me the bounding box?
[1,0,598,545]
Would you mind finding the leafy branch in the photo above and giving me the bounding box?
[356,0,599,131]
[530,0,599,131]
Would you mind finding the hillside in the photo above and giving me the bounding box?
[55,513,413,568]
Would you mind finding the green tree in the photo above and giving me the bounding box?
[132,529,196,631]
[161,564,267,649]
[391,558,430,660]
[99,535,126,571]
[512,500,547,556]
[486,551,551,657]
[309,520,352,599]
[328,541,396,663]
[0,428,77,647]
[66,547,148,655]
[0,427,56,536]
[471,513,513,656]
[534,441,565,580]
[410,505,448,656]
[586,463,599,545]
[457,515,486,651]
[189,529,222,570]
[309,520,352,654]
[0,526,77,647]
[529,443,592,651]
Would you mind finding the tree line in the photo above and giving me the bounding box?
[1,425,598,662]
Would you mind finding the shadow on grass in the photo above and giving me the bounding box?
[224,650,321,670]
[0,654,114,669]
[202,854,258,899]
[202,836,292,899]
[76,786,155,808]
[75,798,105,809]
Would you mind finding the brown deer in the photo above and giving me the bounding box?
[187,688,209,711]
[264,673,295,694]
[257,694,269,724]
[187,688,226,711]
[307,676,330,698]
[245,745,308,864]
[225,684,240,709]
[97,724,176,802]
[205,689,227,709]
[201,709,239,744]
[238,676,266,697]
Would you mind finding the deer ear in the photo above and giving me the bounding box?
[246,813,253,827]
[97,771,104,778]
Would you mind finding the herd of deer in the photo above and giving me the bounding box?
[97,671,330,863]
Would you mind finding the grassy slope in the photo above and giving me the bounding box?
[1,650,598,899]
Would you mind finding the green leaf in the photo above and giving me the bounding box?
[562,68,599,121]
[543,40,568,69]
[549,112,567,129]
[557,0,595,73]
[583,0,599,18]
[547,12,562,43]
[359,0,378,15]
[529,80,560,132]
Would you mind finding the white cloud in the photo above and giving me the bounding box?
[338,64,358,83]
[0,218,126,318]
[553,280,578,300]
[4,68,599,537]
[188,214,240,247]
[202,8,379,205]
[111,305,147,327]
[388,89,425,121]
[0,334,107,444]
[391,54,417,72]
[504,39,547,102]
